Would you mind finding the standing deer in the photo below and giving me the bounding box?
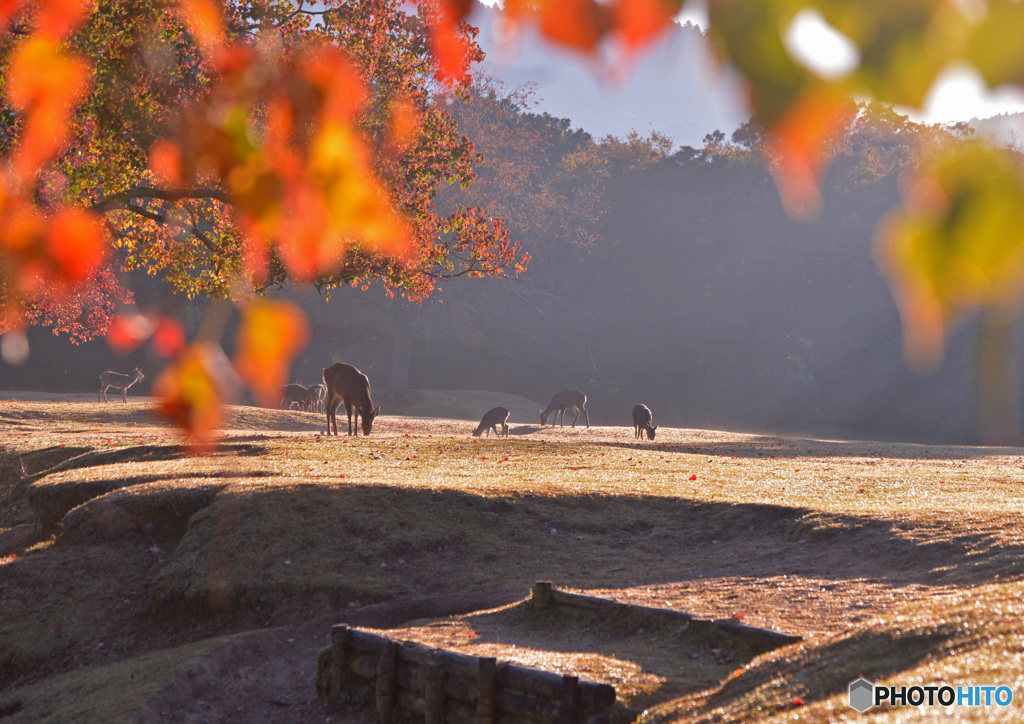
[540,389,590,428]
[98,368,145,403]
[281,383,309,410]
[473,406,510,437]
[632,404,658,441]
[323,363,379,436]
[306,383,327,413]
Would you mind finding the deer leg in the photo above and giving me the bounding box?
[345,402,354,436]
[326,394,337,435]
[571,407,581,427]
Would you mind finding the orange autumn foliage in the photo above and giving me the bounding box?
[233,299,310,408]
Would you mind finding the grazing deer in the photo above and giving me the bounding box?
[540,389,590,428]
[306,383,327,414]
[473,406,510,437]
[323,363,379,436]
[281,383,309,410]
[98,368,145,404]
[632,404,658,441]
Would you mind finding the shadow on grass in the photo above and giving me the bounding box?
[148,484,1021,627]
[598,435,1022,461]
[27,470,276,532]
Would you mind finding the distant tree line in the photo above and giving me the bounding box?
[4,84,1008,444]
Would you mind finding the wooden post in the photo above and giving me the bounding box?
[376,640,398,721]
[559,674,579,724]
[477,657,497,724]
[330,624,350,703]
[532,581,554,609]
[424,655,446,724]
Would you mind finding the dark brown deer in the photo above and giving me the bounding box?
[323,363,379,436]
[632,404,658,440]
[98,367,144,403]
[473,406,510,437]
[540,389,590,428]
[280,383,309,410]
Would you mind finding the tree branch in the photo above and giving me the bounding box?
[91,186,232,214]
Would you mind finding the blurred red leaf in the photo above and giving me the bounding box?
[505,0,611,51]
[154,342,238,448]
[613,0,677,50]
[764,90,853,220]
[793,697,805,706]
[37,0,89,39]
[6,38,90,179]
[45,208,105,283]
[689,474,697,480]
[107,314,156,354]
[148,140,184,186]
[232,299,309,407]
[175,0,225,57]
[153,317,186,358]
[440,0,474,22]
[431,15,475,85]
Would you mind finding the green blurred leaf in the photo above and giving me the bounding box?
[818,0,961,108]
[969,0,1024,87]
[707,0,810,125]
[875,142,1024,369]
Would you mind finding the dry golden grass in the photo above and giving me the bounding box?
[2,394,1024,721]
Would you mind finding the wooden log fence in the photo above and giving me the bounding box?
[530,581,802,652]
[328,623,616,724]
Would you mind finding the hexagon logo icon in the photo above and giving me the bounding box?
[849,678,874,712]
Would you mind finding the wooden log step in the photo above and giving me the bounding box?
[348,627,389,655]
[498,664,615,711]
[348,651,377,680]
[496,687,563,723]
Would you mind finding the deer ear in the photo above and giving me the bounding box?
[372,406,380,416]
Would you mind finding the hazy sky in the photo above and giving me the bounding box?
[483,0,1024,126]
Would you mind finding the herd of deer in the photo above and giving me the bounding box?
[97,363,659,440]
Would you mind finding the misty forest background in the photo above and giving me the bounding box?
[3,20,1019,446]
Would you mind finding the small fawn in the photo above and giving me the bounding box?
[473,407,510,437]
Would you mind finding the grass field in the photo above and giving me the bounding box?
[1,392,1024,722]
